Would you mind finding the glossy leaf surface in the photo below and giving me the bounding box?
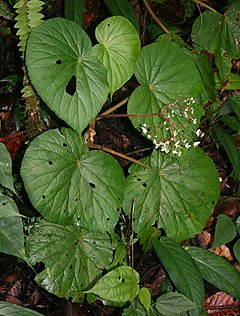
[123,148,219,247]
[92,16,140,96]
[21,128,125,233]
[85,266,140,303]
[185,246,240,299]
[0,301,44,315]
[0,142,15,193]
[26,17,109,133]
[212,214,237,249]
[26,219,119,301]
[153,237,204,316]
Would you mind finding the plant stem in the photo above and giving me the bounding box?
[193,0,218,13]
[143,0,170,34]
[96,97,129,121]
[88,144,151,169]
[97,112,163,119]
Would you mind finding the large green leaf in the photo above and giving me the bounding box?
[153,237,204,316]
[26,17,109,133]
[212,214,237,249]
[26,219,120,301]
[0,301,44,316]
[191,2,240,82]
[123,148,219,248]
[155,292,196,315]
[185,246,240,300]
[0,194,26,261]
[127,40,205,155]
[0,142,15,193]
[21,128,125,233]
[92,16,140,97]
[103,0,139,32]
[85,266,140,303]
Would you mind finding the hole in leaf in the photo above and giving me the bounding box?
[56,59,62,64]
[106,217,110,221]
[142,182,147,187]
[75,198,78,202]
[66,75,76,96]
[223,51,228,57]
[1,202,6,206]
[107,23,110,27]
[122,279,125,283]
[48,161,53,165]
[89,183,95,188]
[63,143,67,147]
[42,195,45,199]
[137,178,141,181]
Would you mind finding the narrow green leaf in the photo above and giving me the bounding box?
[153,237,204,316]
[212,214,237,248]
[138,287,151,313]
[225,94,240,119]
[0,301,44,315]
[233,239,240,262]
[21,128,125,233]
[104,0,139,32]
[185,246,240,299]
[0,142,15,193]
[64,0,84,26]
[85,266,140,303]
[213,126,240,179]
[92,16,140,96]
[155,292,196,315]
[123,148,220,247]
[0,195,26,261]
[26,219,120,301]
[26,18,109,133]
[222,116,240,135]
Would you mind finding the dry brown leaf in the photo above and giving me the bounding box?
[204,291,240,315]
[211,245,234,261]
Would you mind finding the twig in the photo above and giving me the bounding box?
[96,97,129,121]
[88,144,151,168]
[193,0,218,13]
[143,0,170,34]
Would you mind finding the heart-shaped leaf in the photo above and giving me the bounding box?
[26,219,120,301]
[153,237,204,316]
[191,2,240,81]
[85,266,140,303]
[26,17,109,133]
[185,246,240,300]
[21,128,125,233]
[92,16,140,96]
[127,40,205,156]
[0,142,15,193]
[123,148,220,248]
[0,194,26,261]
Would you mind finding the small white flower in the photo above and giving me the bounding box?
[142,127,148,134]
[219,177,222,182]
[147,134,152,139]
[185,143,191,149]
[174,140,180,148]
[193,141,200,147]
[192,118,197,125]
[178,151,182,157]
[172,150,178,155]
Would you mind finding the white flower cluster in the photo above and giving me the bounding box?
[141,97,205,156]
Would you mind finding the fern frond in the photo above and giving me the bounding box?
[14,0,44,52]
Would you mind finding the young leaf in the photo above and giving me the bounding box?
[85,266,140,303]
[21,128,125,233]
[26,17,109,133]
[191,2,240,82]
[155,292,196,315]
[26,219,120,301]
[153,237,204,316]
[92,16,140,97]
[185,246,240,299]
[138,287,151,313]
[123,148,220,248]
[0,194,26,261]
[233,239,240,262]
[127,40,205,150]
[212,214,237,249]
[0,301,44,315]
[64,0,84,26]
[104,0,139,32]
[0,142,16,193]
[212,126,240,179]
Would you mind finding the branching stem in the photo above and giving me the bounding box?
[88,144,151,168]
[143,0,170,34]
[193,0,218,13]
[96,97,129,121]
